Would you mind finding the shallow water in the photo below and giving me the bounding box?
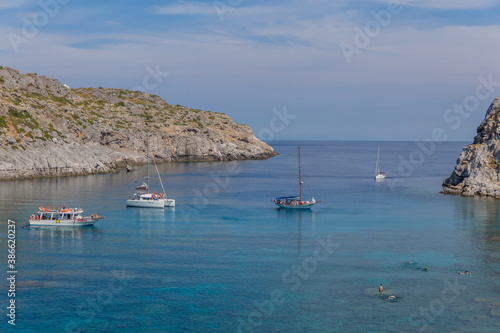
[1,141,500,332]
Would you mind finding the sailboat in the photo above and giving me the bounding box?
[126,135,175,208]
[375,147,386,180]
[272,147,319,210]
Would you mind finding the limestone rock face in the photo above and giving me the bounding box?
[442,97,500,197]
[0,67,277,180]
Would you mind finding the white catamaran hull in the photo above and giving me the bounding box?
[164,199,175,207]
[29,217,101,226]
[127,199,165,208]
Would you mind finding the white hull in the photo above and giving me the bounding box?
[274,202,316,210]
[29,217,101,226]
[127,199,165,208]
[164,199,175,207]
[375,174,386,180]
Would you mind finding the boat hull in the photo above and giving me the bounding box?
[274,202,316,210]
[127,199,165,208]
[164,199,175,207]
[29,217,101,226]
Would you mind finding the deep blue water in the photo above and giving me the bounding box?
[1,141,500,332]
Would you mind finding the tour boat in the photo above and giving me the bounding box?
[28,206,104,226]
[375,147,386,180]
[272,147,320,210]
[127,134,175,208]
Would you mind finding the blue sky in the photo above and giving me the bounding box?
[1,0,500,141]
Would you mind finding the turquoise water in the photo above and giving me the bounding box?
[1,141,500,332]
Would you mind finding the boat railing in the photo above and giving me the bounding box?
[38,206,82,213]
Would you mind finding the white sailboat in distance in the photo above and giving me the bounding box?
[375,147,386,180]
[272,147,320,210]
[127,134,175,208]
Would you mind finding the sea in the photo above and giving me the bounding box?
[1,140,500,333]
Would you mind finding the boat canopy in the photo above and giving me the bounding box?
[275,196,299,200]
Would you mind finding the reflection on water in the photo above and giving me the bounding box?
[454,196,500,222]
[274,209,318,254]
[26,225,100,249]
[452,196,500,275]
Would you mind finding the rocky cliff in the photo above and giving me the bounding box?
[442,97,500,197]
[0,66,277,180]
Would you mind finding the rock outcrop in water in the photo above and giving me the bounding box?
[442,97,500,197]
[0,66,277,180]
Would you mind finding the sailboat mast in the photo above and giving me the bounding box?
[298,147,302,201]
[376,147,380,174]
[147,134,150,192]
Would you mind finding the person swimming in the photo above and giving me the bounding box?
[388,295,402,301]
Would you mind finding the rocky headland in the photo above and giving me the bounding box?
[0,66,277,180]
[442,97,500,197]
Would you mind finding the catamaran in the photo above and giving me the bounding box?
[272,147,319,210]
[126,134,175,208]
[28,206,104,226]
[375,147,386,180]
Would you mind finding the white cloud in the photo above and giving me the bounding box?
[399,0,499,10]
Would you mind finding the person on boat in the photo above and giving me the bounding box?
[379,284,384,293]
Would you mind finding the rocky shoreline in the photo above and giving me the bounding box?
[442,97,500,197]
[0,67,277,181]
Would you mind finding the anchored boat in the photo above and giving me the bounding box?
[127,134,175,208]
[28,206,104,226]
[272,147,320,210]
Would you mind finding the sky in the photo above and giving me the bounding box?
[0,0,500,141]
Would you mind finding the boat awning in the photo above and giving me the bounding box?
[275,196,299,200]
